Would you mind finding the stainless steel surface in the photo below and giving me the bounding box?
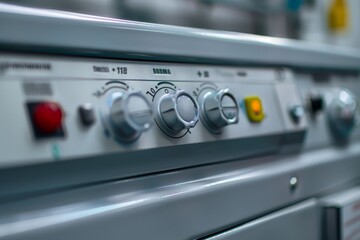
[0,143,360,239]
[323,187,360,240]
[204,199,320,240]
[0,3,359,240]
[0,4,360,70]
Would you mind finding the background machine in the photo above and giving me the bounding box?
[0,3,360,240]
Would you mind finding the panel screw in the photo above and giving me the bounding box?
[290,177,298,190]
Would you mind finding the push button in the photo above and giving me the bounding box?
[244,96,265,122]
[27,101,65,138]
[308,94,324,116]
[289,105,304,124]
[78,103,96,126]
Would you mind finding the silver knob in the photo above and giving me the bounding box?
[202,89,239,130]
[157,90,199,134]
[109,91,153,141]
[328,89,359,139]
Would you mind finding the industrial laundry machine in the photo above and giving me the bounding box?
[0,3,360,240]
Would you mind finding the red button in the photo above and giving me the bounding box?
[33,102,63,134]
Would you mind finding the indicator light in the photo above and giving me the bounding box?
[251,100,261,114]
[27,101,65,138]
[244,96,265,122]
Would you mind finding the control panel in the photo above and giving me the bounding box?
[0,54,359,172]
[0,54,360,198]
[0,57,354,177]
[0,54,309,170]
[295,72,360,148]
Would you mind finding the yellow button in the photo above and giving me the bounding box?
[244,96,265,122]
[328,0,349,31]
[251,100,261,114]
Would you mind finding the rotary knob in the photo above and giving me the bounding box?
[109,91,153,141]
[156,90,199,135]
[202,89,239,132]
[328,89,359,140]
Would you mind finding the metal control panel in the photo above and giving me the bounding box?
[0,4,360,240]
[0,54,306,170]
[294,71,360,150]
[1,54,360,200]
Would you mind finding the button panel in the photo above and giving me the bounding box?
[0,54,306,169]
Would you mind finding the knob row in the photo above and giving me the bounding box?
[108,88,240,141]
[155,88,239,136]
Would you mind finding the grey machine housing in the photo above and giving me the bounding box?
[0,3,360,240]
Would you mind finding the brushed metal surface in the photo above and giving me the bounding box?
[0,143,359,239]
[0,4,360,70]
[204,199,320,240]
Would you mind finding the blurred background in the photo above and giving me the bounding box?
[2,0,359,48]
